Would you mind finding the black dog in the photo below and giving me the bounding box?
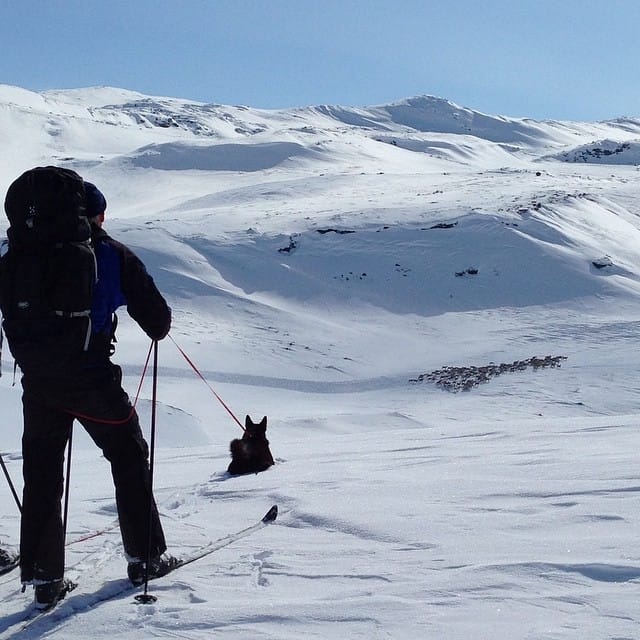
[227,415,275,475]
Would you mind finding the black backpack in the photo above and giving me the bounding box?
[0,166,97,375]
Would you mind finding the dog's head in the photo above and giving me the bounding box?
[244,415,268,440]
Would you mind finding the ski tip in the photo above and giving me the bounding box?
[263,504,278,523]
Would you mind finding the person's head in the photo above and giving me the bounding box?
[84,181,107,226]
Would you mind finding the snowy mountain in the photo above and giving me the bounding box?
[1,85,640,639]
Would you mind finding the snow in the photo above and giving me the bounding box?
[1,85,640,638]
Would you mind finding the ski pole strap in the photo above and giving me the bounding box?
[168,333,245,432]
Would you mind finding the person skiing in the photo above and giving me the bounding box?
[6,174,177,609]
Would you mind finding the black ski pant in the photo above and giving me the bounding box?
[19,364,166,583]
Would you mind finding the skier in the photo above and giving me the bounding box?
[10,176,177,609]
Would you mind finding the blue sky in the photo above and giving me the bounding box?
[1,0,638,121]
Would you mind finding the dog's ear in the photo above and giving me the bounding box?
[245,415,253,428]
[259,416,267,428]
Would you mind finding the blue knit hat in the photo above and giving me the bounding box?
[84,181,107,218]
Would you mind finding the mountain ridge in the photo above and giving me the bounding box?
[2,84,639,158]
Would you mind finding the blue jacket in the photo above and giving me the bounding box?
[89,224,171,358]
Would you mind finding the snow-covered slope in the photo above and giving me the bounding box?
[1,85,640,639]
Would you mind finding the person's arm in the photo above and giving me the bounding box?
[116,240,171,340]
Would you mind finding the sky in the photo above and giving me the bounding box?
[1,0,639,121]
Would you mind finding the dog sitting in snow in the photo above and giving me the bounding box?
[227,415,275,475]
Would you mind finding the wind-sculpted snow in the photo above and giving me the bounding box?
[155,209,634,317]
[129,141,323,172]
[372,96,554,145]
[305,96,567,146]
[372,134,523,164]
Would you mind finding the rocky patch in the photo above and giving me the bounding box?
[410,355,567,392]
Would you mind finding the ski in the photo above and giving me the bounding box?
[134,503,278,603]
[3,505,277,635]
[66,519,120,546]
[0,519,117,580]
[0,521,118,583]
[173,504,277,570]
[0,579,78,637]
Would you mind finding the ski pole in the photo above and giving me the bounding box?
[62,426,73,542]
[0,451,22,513]
[136,339,159,604]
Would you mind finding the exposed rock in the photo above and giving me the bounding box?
[410,355,567,392]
